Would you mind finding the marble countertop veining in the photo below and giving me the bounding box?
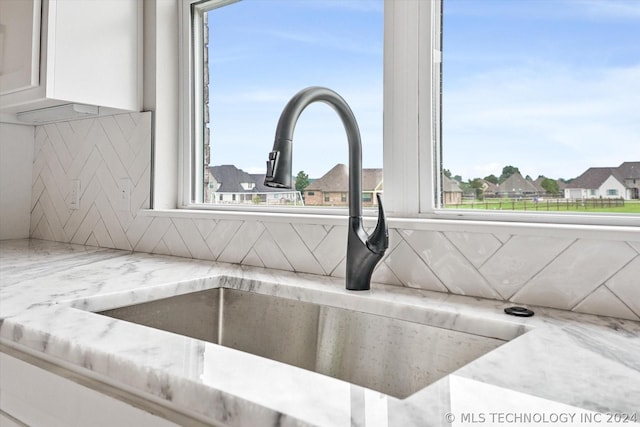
[1,239,639,426]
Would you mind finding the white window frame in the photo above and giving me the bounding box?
[178,0,638,227]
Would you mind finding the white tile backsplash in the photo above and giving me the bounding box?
[313,225,347,275]
[403,229,499,299]
[605,256,640,319]
[511,239,637,310]
[27,112,640,321]
[264,221,325,275]
[444,231,502,268]
[572,286,639,321]
[479,235,575,299]
[382,240,447,292]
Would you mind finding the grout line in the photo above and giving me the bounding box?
[569,254,640,319]
[476,233,512,270]
[623,240,640,256]
[399,230,451,294]
[291,222,331,274]
[261,223,295,272]
[507,238,579,302]
[239,228,267,268]
[169,217,195,259]
[440,230,498,296]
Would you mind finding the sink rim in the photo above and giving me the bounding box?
[10,273,541,427]
[63,274,535,398]
[67,274,534,342]
[94,286,520,399]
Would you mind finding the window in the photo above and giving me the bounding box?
[183,0,434,216]
[182,0,638,224]
[187,0,383,209]
[441,0,639,215]
[607,189,618,197]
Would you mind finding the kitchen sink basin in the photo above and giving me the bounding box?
[96,287,513,399]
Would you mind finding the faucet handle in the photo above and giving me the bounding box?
[266,151,278,178]
[367,193,388,254]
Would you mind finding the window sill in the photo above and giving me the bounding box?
[139,208,639,241]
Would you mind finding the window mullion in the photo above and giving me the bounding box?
[383,0,437,217]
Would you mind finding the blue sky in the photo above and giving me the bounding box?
[207,0,383,178]
[443,0,640,180]
[207,0,639,181]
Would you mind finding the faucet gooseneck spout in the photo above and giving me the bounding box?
[264,86,388,291]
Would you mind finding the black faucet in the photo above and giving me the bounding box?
[264,86,388,291]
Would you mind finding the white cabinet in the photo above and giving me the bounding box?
[0,0,42,96]
[0,0,141,123]
[0,352,181,427]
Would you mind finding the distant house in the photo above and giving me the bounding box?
[442,176,463,205]
[304,163,383,207]
[532,177,548,195]
[496,172,543,198]
[533,176,565,197]
[480,179,498,198]
[617,161,640,199]
[565,162,639,200]
[205,165,301,205]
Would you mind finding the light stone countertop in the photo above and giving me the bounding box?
[1,239,639,426]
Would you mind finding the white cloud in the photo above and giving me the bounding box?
[445,0,640,21]
[296,0,383,14]
[443,63,640,180]
[264,29,381,56]
[576,0,640,20]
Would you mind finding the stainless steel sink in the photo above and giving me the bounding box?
[97,288,509,399]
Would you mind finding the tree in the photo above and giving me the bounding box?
[499,165,520,183]
[295,171,310,193]
[541,178,560,195]
[469,178,485,200]
[443,169,452,179]
[453,174,463,183]
[483,174,499,184]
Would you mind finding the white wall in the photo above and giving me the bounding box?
[0,123,34,240]
[598,175,627,199]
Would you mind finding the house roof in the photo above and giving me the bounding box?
[565,167,624,189]
[533,177,566,192]
[249,173,275,192]
[443,176,462,193]
[209,165,285,193]
[480,179,499,193]
[532,177,547,193]
[306,163,383,192]
[497,172,540,194]
[617,161,640,179]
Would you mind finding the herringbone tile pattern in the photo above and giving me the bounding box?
[29,112,640,320]
[30,113,152,250]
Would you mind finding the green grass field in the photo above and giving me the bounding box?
[445,199,640,213]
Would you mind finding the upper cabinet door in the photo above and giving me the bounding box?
[0,0,41,95]
[1,0,141,120]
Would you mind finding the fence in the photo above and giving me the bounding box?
[447,198,626,211]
